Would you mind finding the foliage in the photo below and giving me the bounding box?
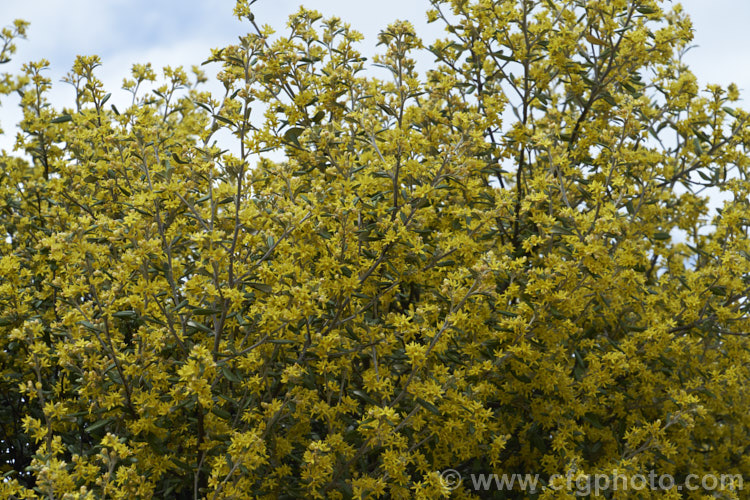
[2,0,750,498]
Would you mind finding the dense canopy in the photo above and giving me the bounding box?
[1,0,750,498]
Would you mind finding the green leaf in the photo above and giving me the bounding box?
[171,457,192,470]
[221,365,241,383]
[187,320,213,333]
[351,389,378,405]
[214,114,236,127]
[582,412,605,429]
[246,282,273,293]
[549,225,574,236]
[283,127,304,146]
[693,137,703,156]
[509,370,531,383]
[212,406,233,419]
[172,152,189,164]
[0,316,17,327]
[171,299,189,312]
[84,417,114,433]
[113,310,138,319]
[51,114,72,124]
[79,320,101,332]
[191,306,222,315]
[415,397,441,415]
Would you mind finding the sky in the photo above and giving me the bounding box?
[1,0,749,152]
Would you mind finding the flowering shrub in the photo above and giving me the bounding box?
[2,1,750,498]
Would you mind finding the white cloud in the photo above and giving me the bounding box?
[680,0,750,94]
[1,0,749,152]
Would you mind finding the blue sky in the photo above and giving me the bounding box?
[1,0,748,151]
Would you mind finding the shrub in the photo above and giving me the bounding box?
[1,1,750,498]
